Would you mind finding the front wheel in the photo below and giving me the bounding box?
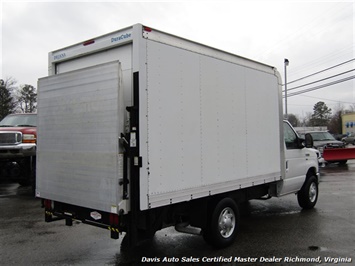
[203,198,239,248]
[297,175,318,209]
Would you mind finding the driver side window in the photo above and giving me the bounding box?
[284,122,298,149]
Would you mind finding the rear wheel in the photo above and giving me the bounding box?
[297,175,318,209]
[18,180,31,186]
[203,198,239,248]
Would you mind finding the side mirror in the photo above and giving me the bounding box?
[304,133,314,148]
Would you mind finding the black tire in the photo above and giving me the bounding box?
[297,175,318,209]
[18,180,31,186]
[203,198,239,248]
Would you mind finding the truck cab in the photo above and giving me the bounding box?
[280,120,319,208]
[0,113,37,186]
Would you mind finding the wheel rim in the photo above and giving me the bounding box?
[218,207,235,238]
[309,182,317,203]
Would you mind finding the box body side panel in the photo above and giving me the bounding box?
[142,40,281,209]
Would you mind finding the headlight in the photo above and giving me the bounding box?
[22,134,36,143]
[318,147,324,154]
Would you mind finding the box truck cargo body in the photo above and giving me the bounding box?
[37,24,319,248]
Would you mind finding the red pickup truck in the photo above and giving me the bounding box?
[0,113,37,187]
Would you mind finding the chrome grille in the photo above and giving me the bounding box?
[0,132,22,145]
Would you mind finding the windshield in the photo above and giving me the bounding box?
[309,132,335,141]
[0,114,37,127]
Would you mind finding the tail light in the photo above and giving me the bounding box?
[109,213,119,225]
[44,199,52,209]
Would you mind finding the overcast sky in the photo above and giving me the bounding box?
[1,1,354,118]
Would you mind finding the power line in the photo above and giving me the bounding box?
[296,94,355,105]
[283,68,355,92]
[282,58,355,86]
[283,75,355,98]
[258,3,348,61]
[288,45,354,78]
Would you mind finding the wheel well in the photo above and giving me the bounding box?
[306,167,318,181]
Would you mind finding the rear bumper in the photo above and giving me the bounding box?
[43,200,122,239]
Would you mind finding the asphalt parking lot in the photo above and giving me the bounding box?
[0,161,354,266]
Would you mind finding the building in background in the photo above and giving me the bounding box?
[342,113,355,135]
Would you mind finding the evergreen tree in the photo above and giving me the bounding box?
[0,79,17,120]
[309,101,332,126]
[287,113,300,127]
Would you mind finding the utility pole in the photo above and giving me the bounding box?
[284,59,289,119]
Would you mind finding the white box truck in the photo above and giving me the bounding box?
[36,24,319,248]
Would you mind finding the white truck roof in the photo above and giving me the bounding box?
[48,24,278,77]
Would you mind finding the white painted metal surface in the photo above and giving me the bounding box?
[142,38,282,209]
[37,61,125,213]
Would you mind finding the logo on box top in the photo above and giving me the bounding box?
[111,33,132,43]
[53,53,66,61]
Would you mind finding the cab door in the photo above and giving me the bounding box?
[279,121,309,195]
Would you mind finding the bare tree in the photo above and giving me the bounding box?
[17,84,37,113]
[328,104,345,134]
[346,103,355,113]
[301,112,313,127]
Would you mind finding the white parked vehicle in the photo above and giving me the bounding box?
[36,24,319,248]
